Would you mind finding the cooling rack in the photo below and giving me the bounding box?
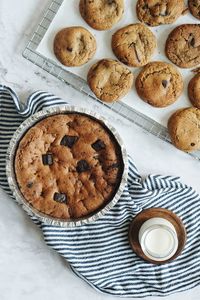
[22,0,200,161]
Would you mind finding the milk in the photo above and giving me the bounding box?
[139,218,178,261]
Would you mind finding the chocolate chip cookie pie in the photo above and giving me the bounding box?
[15,113,124,220]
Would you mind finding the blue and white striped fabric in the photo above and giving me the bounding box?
[1,86,200,298]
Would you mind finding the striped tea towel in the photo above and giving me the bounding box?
[1,85,200,298]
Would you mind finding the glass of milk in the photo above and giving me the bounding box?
[139,217,178,261]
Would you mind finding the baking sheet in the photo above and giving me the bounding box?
[36,0,197,127]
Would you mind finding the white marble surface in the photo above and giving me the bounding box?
[0,1,200,299]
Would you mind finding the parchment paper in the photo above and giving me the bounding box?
[37,0,197,126]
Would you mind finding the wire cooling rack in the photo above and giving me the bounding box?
[22,0,200,161]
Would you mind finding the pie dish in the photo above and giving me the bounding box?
[6,106,128,227]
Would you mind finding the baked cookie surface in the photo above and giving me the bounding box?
[79,0,124,30]
[168,108,200,152]
[188,0,200,20]
[87,59,134,102]
[136,0,184,26]
[135,61,183,107]
[165,24,200,68]
[112,23,156,67]
[15,113,123,219]
[188,73,200,108]
[54,26,96,66]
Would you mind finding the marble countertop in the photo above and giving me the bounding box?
[0,0,199,299]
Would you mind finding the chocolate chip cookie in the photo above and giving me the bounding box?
[79,0,124,30]
[188,73,200,108]
[168,108,200,152]
[165,24,200,68]
[112,23,157,67]
[87,59,134,102]
[15,113,124,219]
[54,26,96,67]
[136,0,184,26]
[135,61,183,107]
[188,0,200,20]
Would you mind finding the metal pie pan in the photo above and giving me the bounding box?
[6,105,128,227]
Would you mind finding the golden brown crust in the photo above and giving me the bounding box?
[87,59,134,102]
[135,61,183,107]
[136,0,184,26]
[168,108,200,152]
[112,23,157,67]
[188,73,200,108]
[53,26,96,67]
[79,0,124,30]
[15,114,123,219]
[165,24,200,68]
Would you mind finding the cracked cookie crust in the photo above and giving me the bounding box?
[53,26,96,67]
[165,24,200,68]
[79,0,124,31]
[168,108,200,152]
[15,113,124,219]
[87,59,134,102]
[188,0,200,20]
[111,23,157,67]
[135,61,183,107]
[136,0,184,26]
[188,73,200,108]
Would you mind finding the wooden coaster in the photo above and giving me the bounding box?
[128,208,187,264]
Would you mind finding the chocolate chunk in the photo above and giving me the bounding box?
[60,135,79,148]
[76,160,90,173]
[107,0,115,4]
[190,38,195,47]
[129,43,141,63]
[107,163,120,170]
[92,139,106,151]
[120,58,129,65]
[53,192,67,203]
[134,47,141,63]
[143,4,148,9]
[67,121,73,127]
[162,80,168,88]
[27,182,33,188]
[191,143,196,147]
[67,47,73,52]
[42,153,53,165]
